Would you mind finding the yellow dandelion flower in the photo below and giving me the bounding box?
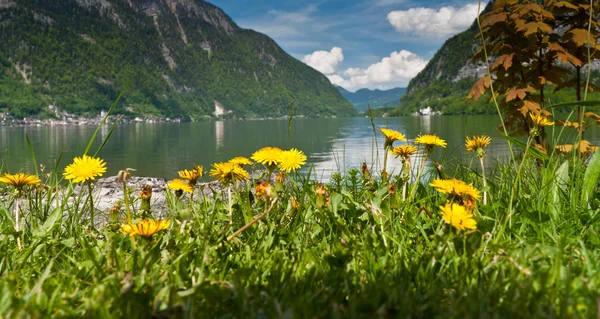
[465,135,491,152]
[121,219,170,238]
[63,155,107,183]
[178,166,203,184]
[415,134,447,148]
[440,203,477,231]
[229,157,253,166]
[210,162,249,185]
[278,148,307,173]
[252,147,283,167]
[0,173,41,190]
[392,144,418,159]
[430,178,482,200]
[529,113,554,127]
[168,179,193,193]
[379,128,406,147]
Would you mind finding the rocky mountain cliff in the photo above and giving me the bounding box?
[0,0,356,119]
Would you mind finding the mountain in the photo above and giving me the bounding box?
[393,2,600,116]
[0,0,356,119]
[337,86,406,111]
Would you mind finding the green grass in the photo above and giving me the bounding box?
[1,130,600,317]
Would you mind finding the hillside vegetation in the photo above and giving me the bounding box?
[0,0,356,119]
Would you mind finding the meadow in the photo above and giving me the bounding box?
[3,1,600,317]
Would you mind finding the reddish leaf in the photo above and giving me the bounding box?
[518,100,541,116]
[467,75,490,103]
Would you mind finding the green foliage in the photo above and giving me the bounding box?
[0,1,355,119]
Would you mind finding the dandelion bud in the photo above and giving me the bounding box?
[290,195,300,210]
[315,183,327,208]
[388,183,396,195]
[140,185,152,216]
[275,172,285,192]
[361,162,370,176]
[108,205,121,231]
[255,180,274,200]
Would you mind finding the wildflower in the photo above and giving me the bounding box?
[440,203,477,231]
[121,219,171,238]
[140,185,152,200]
[229,157,253,166]
[465,135,491,153]
[168,179,193,195]
[278,148,307,173]
[255,180,273,200]
[379,128,406,148]
[0,173,41,191]
[361,162,370,176]
[63,155,107,183]
[252,147,283,167]
[117,168,134,183]
[430,178,482,200]
[415,134,447,149]
[210,162,249,185]
[392,144,418,159]
[529,113,554,127]
[178,166,203,185]
[275,172,285,183]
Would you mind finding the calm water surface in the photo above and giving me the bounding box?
[2,115,599,180]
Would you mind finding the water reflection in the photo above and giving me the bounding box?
[2,115,600,180]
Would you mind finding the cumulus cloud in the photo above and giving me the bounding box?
[387,3,482,38]
[301,47,344,75]
[327,50,428,92]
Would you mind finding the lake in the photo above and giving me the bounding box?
[1,115,599,181]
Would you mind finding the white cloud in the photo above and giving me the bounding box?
[326,50,428,92]
[387,3,482,38]
[301,47,344,75]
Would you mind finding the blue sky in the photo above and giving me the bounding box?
[211,0,484,91]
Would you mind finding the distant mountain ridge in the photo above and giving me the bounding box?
[337,86,406,111]
[0,0,356,119]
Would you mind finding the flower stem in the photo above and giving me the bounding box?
[479,157,487,205]
[228,185,233,225]
[123,182,132,224]
[382,147,389,184]
[87,182,95,229]
[15,197,22,251]
[408,151,430,202]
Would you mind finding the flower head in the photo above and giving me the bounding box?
[140,185,152,200]
[178,166,203,184]
[465,135,491,153]
[252,147,283,167]
[0,173,41,190]
[210,162,249,185]
[379,128,406,148]
[255,180,273,199]
[229,157,253,166]
[529,113,554,127]
[415,134,447,149]
[315,183,327,196]
[64,155,107,183]
[121,219,170,238]
[440,203,477,231]
[278,148,307,173]
[392,144,418,159]
[168,179,193,194]
[430,178,481,200]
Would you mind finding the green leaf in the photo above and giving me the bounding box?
[33,207,62,237]
[500,133,549,161]
[550,161,569,217]
[581,149,600,206]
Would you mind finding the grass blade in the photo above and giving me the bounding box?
[581,148,600,206]
[83,85,127,156]
[25,133,39,176]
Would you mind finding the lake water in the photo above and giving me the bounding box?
[1,115,599,181]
